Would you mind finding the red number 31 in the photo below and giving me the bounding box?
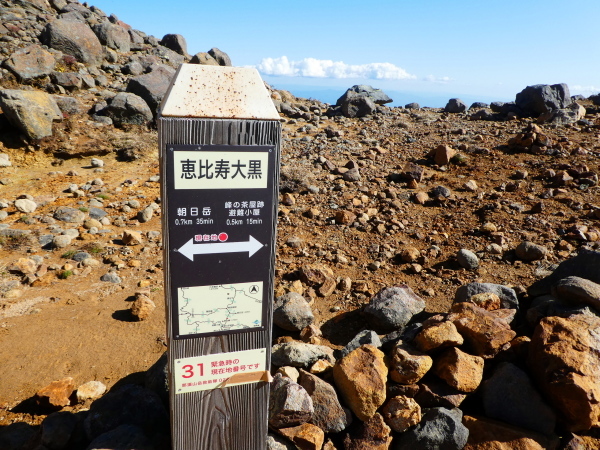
[182,363,204,378]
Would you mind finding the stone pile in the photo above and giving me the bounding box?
[0,0,232,140]
[266,256,600,448]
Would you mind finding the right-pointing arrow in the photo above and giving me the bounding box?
[177,235,264,261]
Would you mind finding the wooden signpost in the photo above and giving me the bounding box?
[158,64,281,449]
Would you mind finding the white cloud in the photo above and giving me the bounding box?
[571,85,600,95]
[254,56,416,80]
[423,75,453,84]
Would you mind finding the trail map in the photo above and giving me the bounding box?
[178,281,263,336]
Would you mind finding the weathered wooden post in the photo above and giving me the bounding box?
[158,64,281,449]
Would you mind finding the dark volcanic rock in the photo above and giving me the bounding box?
[93,22,131,53]
[363,285,426,333]
[515,83,572,116]
[268,373,314,429]
[126,66,174,117]
[106,92,153,126]
[208,47,232,66]
[4,44,56,81]
[41,19,103,66]
[454,282,519,310]
[444,98,467,113]
[392,407,469,450]
[336,84,391,118]
[160,34,187,55]
[482,362,556,435]
[85,425,154,450]
[298,370,351,433]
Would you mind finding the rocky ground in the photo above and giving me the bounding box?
[1,1,600,449]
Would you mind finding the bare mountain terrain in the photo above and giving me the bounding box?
[1,1,600,449]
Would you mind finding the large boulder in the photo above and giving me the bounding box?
[336,85,392,118]
[4,44,56,81]
[126,65,174,117]
[41,19,103,66]
[160,34,187,56]
[444,98,467,113]
[105,92,153,126]
[208,47,232,66]
[0,89,62,140]
[529,314,600,431]
[93,22,131,53]
[515,83,572,116]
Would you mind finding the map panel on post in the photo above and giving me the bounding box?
[165,144,276,340]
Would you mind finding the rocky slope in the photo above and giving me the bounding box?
[1,1,600,449]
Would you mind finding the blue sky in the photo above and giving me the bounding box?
[90,0,600,107]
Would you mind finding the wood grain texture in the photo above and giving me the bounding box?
[159,118,281,450]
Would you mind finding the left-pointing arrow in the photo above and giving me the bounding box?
[177,235,264,261]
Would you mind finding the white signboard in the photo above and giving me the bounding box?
[174,348,267,394]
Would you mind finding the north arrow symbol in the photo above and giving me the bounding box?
[177,235,264,261]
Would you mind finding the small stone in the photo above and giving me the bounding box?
[334,210,356,225]
[448,302,516,358]
[122,230,143,246]
[91,158,104,167]
[269,373,314,429]
[433,347,484,393]
[415,378,468,409]
[333,345,388,422]
[552,276,600,311]
[343,413,391,450]
[464,180,478,192]
[273,292,314,331]
[398,246,420,263]
[76,381,107,402]
[515,241,547,261]
[137,206,154,223]
[343,167,361,182]
[340,330,381,358]
[36,377,75,408]
[456,248,479,270]
[388,342,433,384]
[53,235,72,248]
[317,277,336,297]
[299,370,351,433]
[414,191,430,204]
[281,193,295,206]
[272,342,335,368]
[277,366,300,382]
[463,415,559,450]
[381,395,421,433]
[363,285,426,333]
[15,198,37,213]
[101,272,122,284]
[83,219,102,230]
[396,407,469,449]
[285,236,303,248]
[413,321,464,352]
[468,292,501,310]
[309,359,334,374]
[130,295,156,321]
[431,144,457,165]
[277,423,324,450]
[9,257,38,275]
[54,206,85,223]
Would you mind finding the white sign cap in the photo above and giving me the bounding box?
[160,64,280,120]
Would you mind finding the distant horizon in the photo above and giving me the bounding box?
[262,79,586,110]
[88,0,600,110]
